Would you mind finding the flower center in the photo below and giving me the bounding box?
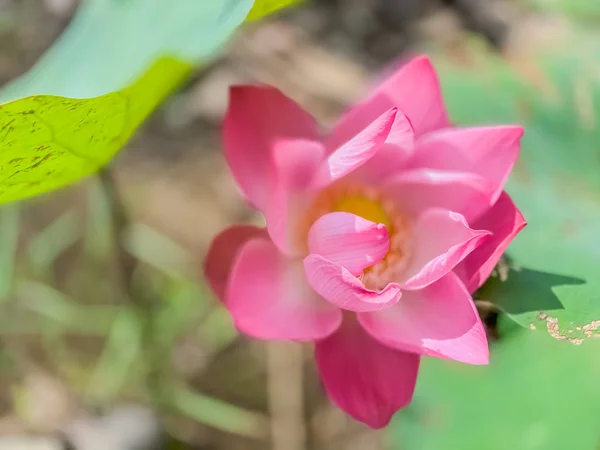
[332,192,392,229]
[303,185,412,290]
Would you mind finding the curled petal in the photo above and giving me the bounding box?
[304,254,401,312]
[308,212,389,276]
[228,238,342,340]
[401,209,491,290]
[329,110,415,183]
[223,85,319,210]
[313,108,397,189]
[360,272,489,365]
[455,192,527,292]
[316,317,419,429]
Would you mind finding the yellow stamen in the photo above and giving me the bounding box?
[332,194,392,230]
[300,184,412,289]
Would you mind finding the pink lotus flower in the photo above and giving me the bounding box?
[204,55,525,428]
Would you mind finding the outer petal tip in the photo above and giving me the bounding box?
[360,273,489,365]
[456,192,527,292]
[409,54,435,70]
[509,124,525,137]
[388,55,450,135]
[227,83,246,97]
[227,83,274,98]
[223,84,317,210]
[315,319,419,428]
[516,208,527,229]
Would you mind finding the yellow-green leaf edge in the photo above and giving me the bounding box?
[0,58,191,204]
[0,0,300,205]
[245,0,302,21]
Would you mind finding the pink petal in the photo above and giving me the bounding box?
[265,139,325,255]
[411,126,524,203]
[455,192,527,292]
[223,85,319,210]
[303,254,401,312]
[328,109,415,183]
[313,108,397,189]
[271,138,325,189]
[400,209,491,290]
[308,212,390,276]
[315,317,419,429]
[359,272,489,365]
[383,168,495,222]
[345,114,415,184]
[227,238,342,340]
[203,225,267,302]
[328,55,449,151]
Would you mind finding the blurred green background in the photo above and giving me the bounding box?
[0,0,599,449]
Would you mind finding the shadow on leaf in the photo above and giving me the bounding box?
[476,267,585,315]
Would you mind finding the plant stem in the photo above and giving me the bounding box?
[267,341,306,450]
[98,167,165,407]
